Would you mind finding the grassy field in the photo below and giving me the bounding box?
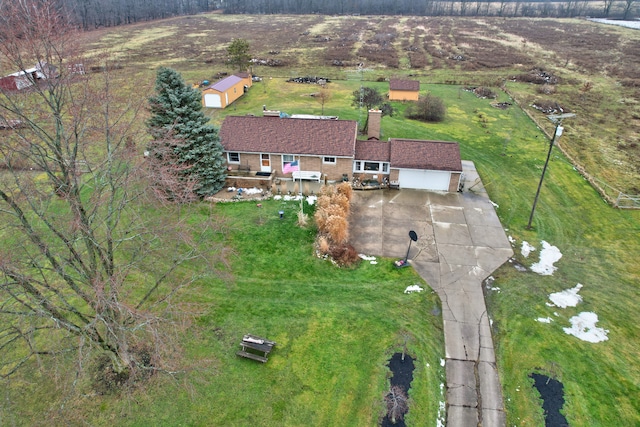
[1,198,446,426]
[2,13,640,427]
[221,79,639,425]
[80,13,640,194]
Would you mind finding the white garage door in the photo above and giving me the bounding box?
[399,169,451,191]
[204,93,221,108]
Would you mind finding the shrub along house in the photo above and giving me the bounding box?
[219,110,462,192]
[202,73,252,108]
[388,79,420,101]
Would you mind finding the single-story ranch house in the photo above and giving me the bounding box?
[202,73,253,109]
[219,110,462,192]
[388,79,420,101]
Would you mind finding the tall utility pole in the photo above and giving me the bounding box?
[526,113,575,230]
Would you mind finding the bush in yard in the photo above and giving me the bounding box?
[329,243,360,267]
[405,93,447,122]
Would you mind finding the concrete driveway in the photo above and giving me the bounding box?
[349,161,513,427]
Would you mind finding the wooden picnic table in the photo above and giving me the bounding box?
[236,334,276,363]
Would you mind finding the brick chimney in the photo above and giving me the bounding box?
[368,109,382,140]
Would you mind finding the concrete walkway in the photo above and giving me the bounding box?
[349,161,513,427]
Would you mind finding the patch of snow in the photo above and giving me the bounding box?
[358,254,378,264]
[563,312,609,343]
[508,235,516,244]
[404,285,424,294]
[440,358,445,367]
[588,18,640,30]
[273,195,283,200]
[227,187,263,195]
[491,287,501,293]
[306,195,317,205]
[536,317,553,323]
[436,400,446,427]
[490,200,499,208]
[530,241,562,275]
[521,241,536,258]
[548,284,583,308]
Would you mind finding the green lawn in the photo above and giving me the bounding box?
[107,199,444,426]
[1,197,445,426]
[2,48,639,427]
[210,79,640,426]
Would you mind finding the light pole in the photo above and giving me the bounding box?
[526,113,575,230]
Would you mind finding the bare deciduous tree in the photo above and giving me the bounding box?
[315,87,331,115]
[384,385,409,424]
[0,0,219,382]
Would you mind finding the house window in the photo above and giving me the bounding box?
[364,162,380,171]
[323,157,336,165]
[282,154,296,170]
[353,161,390,174]
[227,152,240,164]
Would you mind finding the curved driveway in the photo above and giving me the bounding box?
[349,161,513,427]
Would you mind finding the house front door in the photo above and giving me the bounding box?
[260,154,271,173]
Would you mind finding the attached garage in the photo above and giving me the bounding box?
[389,139,463,192]
[398,168,451,191]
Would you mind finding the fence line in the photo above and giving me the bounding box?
[502,87,640,209]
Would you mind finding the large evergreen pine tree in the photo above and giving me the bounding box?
[147,67,226,198]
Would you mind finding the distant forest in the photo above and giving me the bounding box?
[61,0,637,29]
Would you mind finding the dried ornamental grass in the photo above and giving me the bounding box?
[325,215,349,244]
[336,182,352,201]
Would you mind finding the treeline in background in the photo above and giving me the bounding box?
[61,0,637,29]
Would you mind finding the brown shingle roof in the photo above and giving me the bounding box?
[389,79,420,92]
[219,116,358,157]
[355,139,391,162]
[389,139,462,172]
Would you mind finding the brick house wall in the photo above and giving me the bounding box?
[448,172,462,192]
[226,153,354,182]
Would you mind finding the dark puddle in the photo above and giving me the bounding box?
[381,353,415,427]
[530,373,569,427]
